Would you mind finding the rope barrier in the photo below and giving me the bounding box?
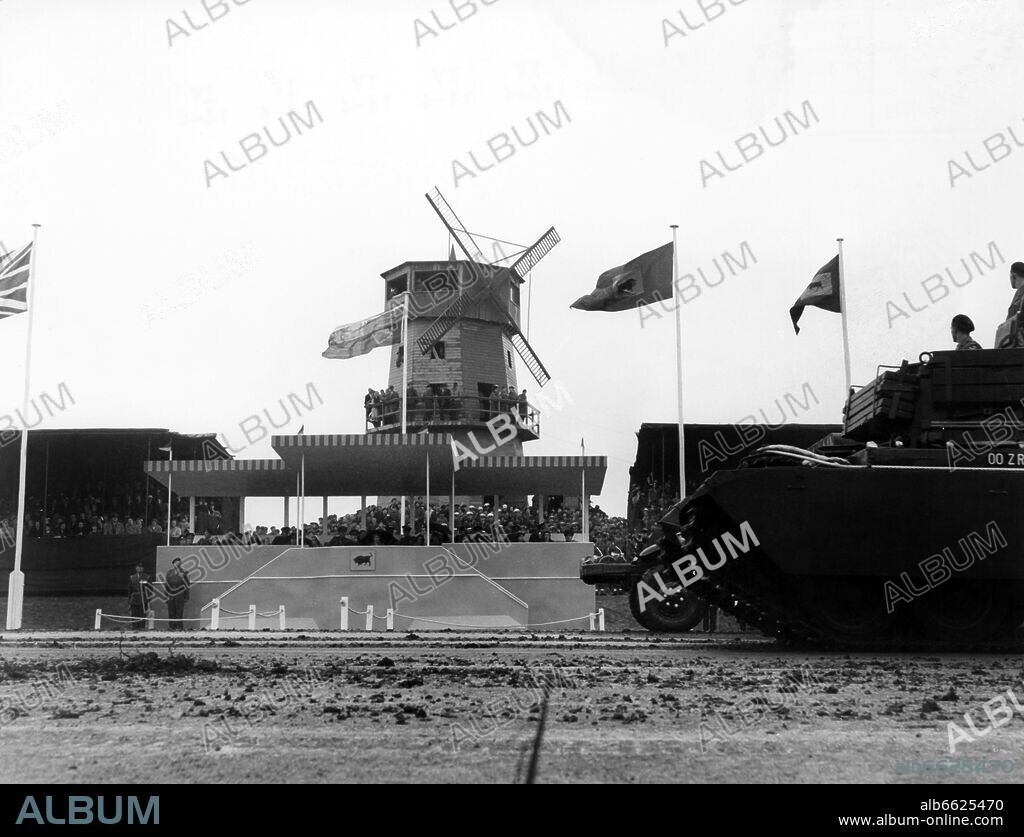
[218,608,251,616]
[98,613,206,623]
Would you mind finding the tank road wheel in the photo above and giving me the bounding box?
[627,569,707,632]
[799,577,893,644]
[912,582,1011,641]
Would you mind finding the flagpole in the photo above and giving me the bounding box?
[300,452,305,549]
[671,225,686,501]
[450,442,456,544]
[837,237,852,395]
[400,291,409,530]
[425,455,430,546]
[580,438,588,543]
[6,224,41,631]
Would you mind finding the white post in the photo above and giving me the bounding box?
[340,596,349,631]
[322,496,328,533]
[248,603,256,630]
[94,608,102,631]
[211,598,220,630]
[365,604,374,631]
[672,225,686,500]
[360,496,367,531]
[6,229,40,631]
[239,496,246,533]
[283,495,289,527]
[425,455,430,546]
[386,608,394,631]
[538,493,545,525]
[146,610,155,630]
[837,237,852,395]
[598,608,606,632]
[189,496,196,533]
[449,460,455,543]
[278,605,286,630]
[589,612,596,631]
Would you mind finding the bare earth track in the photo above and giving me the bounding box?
[2,624,1023,784]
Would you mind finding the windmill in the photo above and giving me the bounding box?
[417,187,559,387]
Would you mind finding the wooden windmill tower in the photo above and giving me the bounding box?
[373,187,560,457]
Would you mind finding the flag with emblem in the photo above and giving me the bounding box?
[790,255,841,334]
[0,242,31,320]
[571,242,673,312]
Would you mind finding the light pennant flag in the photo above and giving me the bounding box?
[321,307,402,360]
[0,242,32,320]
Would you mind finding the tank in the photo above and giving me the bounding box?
[582,346,1024,645]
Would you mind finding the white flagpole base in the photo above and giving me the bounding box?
[5,571,25,630]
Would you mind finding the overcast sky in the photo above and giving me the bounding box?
[1,0,1019,520]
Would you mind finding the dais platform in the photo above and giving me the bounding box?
[144,433,607,630]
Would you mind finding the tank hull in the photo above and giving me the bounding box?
[650,465,1024,646]
[703,466,1022,581]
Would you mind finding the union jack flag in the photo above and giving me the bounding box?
[0,241,31,320]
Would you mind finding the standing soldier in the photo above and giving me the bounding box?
[1000,262,1024,347]
[127,562,151,631]
[165,557,191,631]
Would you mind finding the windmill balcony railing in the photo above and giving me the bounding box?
[365,395,541,438]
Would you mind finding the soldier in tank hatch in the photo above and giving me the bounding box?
[951,314,982,351]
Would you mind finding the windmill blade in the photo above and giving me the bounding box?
[504,321,551,387]
[425,187,488,264]
[510,226,560,280]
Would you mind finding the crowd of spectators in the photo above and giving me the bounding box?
[213,496,630,554]
[628,477,683,543]
[0,480,187,540]
[365,383,530,428]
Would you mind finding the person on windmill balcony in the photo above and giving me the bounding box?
[406,384,419,424]
[488,385,500,420]
[439,382,452,422]
[449,381,461,421]
[365,387,379,428]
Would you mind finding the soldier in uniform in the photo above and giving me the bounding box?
[165,557,191,630]
[127,562,151,631]
[951,314,982,351]
[1009,262,1024,317]
[1003,262,1024,347]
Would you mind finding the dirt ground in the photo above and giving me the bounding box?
[2,624,1023,784]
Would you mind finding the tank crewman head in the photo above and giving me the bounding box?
[1012,262,1024,289]
[951,314,982,350]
